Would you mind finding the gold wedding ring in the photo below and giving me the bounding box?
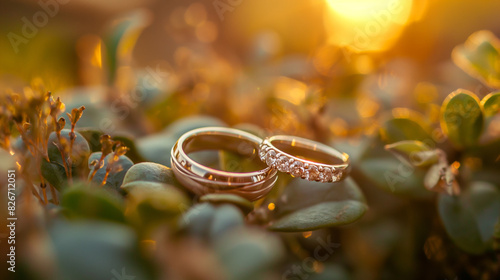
[171,127,277,201]
[259,135,350,182]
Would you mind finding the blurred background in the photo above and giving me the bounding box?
[1,0,500,138]
[1,0,500,92]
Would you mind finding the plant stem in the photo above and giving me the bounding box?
[48,181,59,205]
[89,153,106,181]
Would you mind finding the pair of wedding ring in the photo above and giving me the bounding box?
[171,127,349,201]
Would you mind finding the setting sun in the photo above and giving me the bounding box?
[325,0,414,52]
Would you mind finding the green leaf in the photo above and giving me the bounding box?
[268,177,367,232]
[76,128,102,152]
[121,162,181,188]
[180,203,245,241]
[452,30,500,88]
[440,89,484,148]
[481,91,500,119]
[61,184,125,223]
[200,194,254,214]
[50,221,151,280]
[438,181,500,254]
[47,129,90,170]
[380,109,431,143]
[358,157,431,199]
[88,152,134,193]
[269,200,366,231]
[384,140,438,167]
[104,10,151,83]
[126,184,189,231]
[208,205,245,239]
[214,228,284,280]
[41,159,67,192]
[78,128,146,163]
[121,180,174,193]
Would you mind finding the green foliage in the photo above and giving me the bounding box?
[380,109,431,143]
[88,152,134,192]
[61,184,125,223]
[50,221,152,280]
[126,183,189,233]
[4,25,500,280]
[438,182,500,254]
[452,30,500,88]
[268,177,367,231]
[122,162,181,188]
[440,89,484,148]
[384,140,438,167]
[199,193,254,214]
[180,203,245,241]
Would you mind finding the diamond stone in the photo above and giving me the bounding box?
[289,161,304,177]
[276,156,290,172]
[305,165,320,181]
[332,170,342,182]
[265,150,277,167]
[259,145,267,161]
[318,166,333,182]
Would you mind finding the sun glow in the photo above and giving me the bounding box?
[325,0,414,52]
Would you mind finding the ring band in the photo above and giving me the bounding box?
[259,135,350,183]
[171,127,278,201]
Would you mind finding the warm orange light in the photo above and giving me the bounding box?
[91,40,102,69]
[302,231,312,238]
[324,0,415,53]
[268,203,276,211]
[451,161,460,170]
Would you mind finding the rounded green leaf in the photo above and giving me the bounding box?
[380,109,431,143]
[61,184,125,223]
[104,10,151,83]
[180,203,245,242]
[76,128,102,152]
[481,91,500,119]
[180,203,216,238]
[438,181,500,254]
[358,157,431,199]
[208,205,245,239]
[200,193,254,213]
[268,177,367,232]
[126,184,189,231]
[121,180,174,193]
[122,162,180,188]
[47,129,90,169]
[452,30,500,88]
[88,152,134,193]
[50,221,151,280]
[269,200,366,231]
[41,159,67,192]
[384,140,438,167]
[214,228,284,280]
[441,89,484,148]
